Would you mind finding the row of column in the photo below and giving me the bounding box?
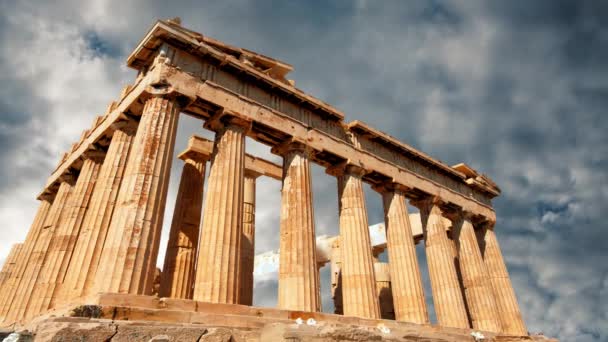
[323,166,527,335]
[0,95,178,324]
[0,92,526,336]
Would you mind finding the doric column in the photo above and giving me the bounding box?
[374,262,395,320]
[0,244,23,302]
[328,163,380,319]
[29,155,102,316]
[95,95,180,295]
[193,116,249,304]
[61,122,137,303]
[275,142,319,312]
[0,199,52,322]
[159,152,208,299]
[239,170,258,306]
[376,183,429,324]
[477,225,527,335]
[9,180,73,323]
[451,212,502,332]
[414,197,469,329]
[330,238,343,315]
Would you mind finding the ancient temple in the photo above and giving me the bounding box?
[0,19,556,341]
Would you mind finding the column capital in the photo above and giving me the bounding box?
[270,139,313,157]
[58,173,77,186]
[179,150,211,164]
[326,161,367,177]
[410,195,444,213]
[444,209,489,230]
[38,190,57,202]
[82,145,106,163]
[244,169,263,179]
[142,85,193,109]
[204,109,252,133]
[111,118,139,135]
[371,181,410,195]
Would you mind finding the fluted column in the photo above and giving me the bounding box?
[452,213,502,332]
[0,199,52,322]
[415,197,469,329]
[477,225,527,335]
[329,164,380,319]
[374,262,395,320]
[0,244,23,301]
[29,155,102,317]
[330,238,343,315]
[61,122,137,303]
[95,95,180,295]
[193,117,248,304]
[8,180,74,323]
[159,154,207,299]
[274,142,319,312]
[377,183,429,324]
[239,171,258,306]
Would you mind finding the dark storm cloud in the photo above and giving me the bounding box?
[0,1,605,341]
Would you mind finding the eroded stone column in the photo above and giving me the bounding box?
[239,170,258,306]
[61,122,137,303]
[377,183,429,324]
[477,225,528,335]
[276,142,319,312]
[415,197,469,329]
[0,244,23,301]
[8,180,73,323]
[159,153,207,299]
[29,155,102,317]
[330,164,380,319]
[193,117,248,304]
[330,238,343,315]
[374,262,395,320]
[452,213,502,332]
[0,199,52,322]
[95,95,180,295]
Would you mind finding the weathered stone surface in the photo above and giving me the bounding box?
[7,181,74,324]
[0,200,51,322]
[198,327,233,341]
[277,143,319,312]
[378,184,429,324]
[33,319,117,342]
[331,164,380,319]
[452,214,502,332]
[415,199,469,329]
[160,154,207,299]
[0,244,23,312]
[110,323,207,342]
[330,239,343,315]
[374,262,395,320]
[95,96,180,295]
[477,226,528,335]
[61,123,136,303]
[30,157,102,317]
[239,171,257,306]
[194,118,248,304]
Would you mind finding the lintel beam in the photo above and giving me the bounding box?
[155,64,496,221]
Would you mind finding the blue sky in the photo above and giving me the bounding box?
[0,1,606,341]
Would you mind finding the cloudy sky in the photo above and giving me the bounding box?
[0,1,606,341]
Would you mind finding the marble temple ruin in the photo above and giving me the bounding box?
[0,18,554,341]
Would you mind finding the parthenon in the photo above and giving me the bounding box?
[0,18,546,341]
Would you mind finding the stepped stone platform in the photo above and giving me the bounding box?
[2,294,556,341]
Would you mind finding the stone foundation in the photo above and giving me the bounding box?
[3,294,557,341]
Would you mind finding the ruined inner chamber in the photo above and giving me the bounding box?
[0,18,554,342]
